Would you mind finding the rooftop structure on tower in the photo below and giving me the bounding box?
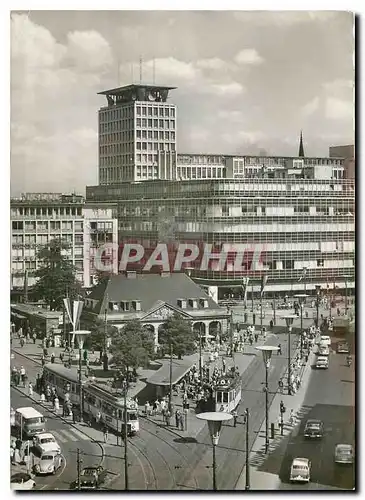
[298,130,305,158]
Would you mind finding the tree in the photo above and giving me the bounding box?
[158,314,197,359]
[110,320,155,372]
[33,237,81,311]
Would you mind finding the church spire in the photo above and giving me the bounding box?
[298,130,305,157]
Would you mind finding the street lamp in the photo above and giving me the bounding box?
[196,412,233,490]
[294,294,308,359]
[315,286,321,327]
[256,345,279,453]
[74,330,90,423]
[283,315,297,396]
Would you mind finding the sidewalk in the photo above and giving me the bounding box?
[235,348,315,490]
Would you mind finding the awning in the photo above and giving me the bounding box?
[147,359,195,386]
[11,312,26,319]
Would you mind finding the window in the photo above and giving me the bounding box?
[136,107,141,116]
[136,153,141,162]
[165,131,169,140]
[159,143,164,150]
[148,119,152,127]
[171,131,175,141]
[153,107,158,116]
[12,221,23,230]
[159,108,164,116]
[148,154,152,162]
[136,130,141,138]
[170,120,175,128]
[171,108,175,117]
[147,130,152,139]
[142,142,147,150]
[159,119,164,128]
[142,130,147,139]
[148,142,152,150]
[153,119,158,127]
[154,131,158,139]
[148,107,152,116]
[136,118,141,127]
[142,107,146,116]
[165,119,169,129]
[142,118,147,127]
[165,108,169,117]
[136,142,141,150]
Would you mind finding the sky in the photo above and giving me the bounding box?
[10,10,355,195]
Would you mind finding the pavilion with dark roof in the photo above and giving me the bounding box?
[82,271,229,346]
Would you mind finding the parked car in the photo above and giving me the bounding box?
[335,444,354,464]
[10,472,36,490]
[33,433,61,455]
[290,458,311,483]
[337,341,350,354]
[33,452,63,475]
[318,345,330,356]
[316,356,329,369]
[304,419,324,439]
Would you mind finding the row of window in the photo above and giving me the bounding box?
[10,207,83,217]
[12,260,84,271]
[136,142,176,152]
[12,221,85,232]
[99,105,176,122]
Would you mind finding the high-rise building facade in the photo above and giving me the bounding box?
[86,174,355,300]
[329,144,355,179]
[10,193,118,292]
[98,84,177,184]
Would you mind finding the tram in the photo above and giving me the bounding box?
[213,370,242,413]
[42,364,139,435]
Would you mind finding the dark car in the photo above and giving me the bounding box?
[304,419,324,439]
[337,341,350,354]
[77,466,107,490]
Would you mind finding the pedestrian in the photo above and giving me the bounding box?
[145,401,150,416]
[277,344,282,355]
[28,382,33,397]
[295,376,301,388]
[51,352,55,364]
[231,409,238,427]
[32,332,37,344]
[289,410,295,425]
[254,333,258,342]
[252,314,256,324]
[175,409,180,428]
[96,411,102,426]
[20,366,26,387]
[59,352,64,363]
[165,409,171,426]
[278,379,284,393]
[305,353,309,363]
[103,425,109,443]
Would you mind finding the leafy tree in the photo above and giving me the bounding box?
[158,314,197,359]
[110,320,155,372]
[92,270,112,288]
[33,237,81,310]
[87,317,117,371]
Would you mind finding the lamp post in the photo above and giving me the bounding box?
[196,412,233,490]
[315,286,321,327]
[273,293,276,326]
[169,340,173,413]
[199,323,203,382]
[251,282,254,312]
[256,345,279,453]
[283,315,297,396]
[244,408,250,490]
[74,330,90,423]
[122,379,129,491]
[294,294,308,359]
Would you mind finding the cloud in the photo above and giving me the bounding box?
[65,31,113,73]
[203,82,245,96]
[325,97,354,121]
[218,110,245,122]
[196,58,229,70]
[234,49,264,65]
[233,11,339,26]
[301,96,320,116]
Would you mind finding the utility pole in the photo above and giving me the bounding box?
[288,327,292,395]
[199,324,202,382]
[230,308,234,357]
[103,295,108,372]
[76,448,82,491]
[169,341,173,412]
[245,408,250,490]
[316,288,320,327]
[123,380,129,491]
[273,293,276,326]
[251,283,254,312]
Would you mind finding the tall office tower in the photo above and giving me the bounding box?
[97,84,177,184]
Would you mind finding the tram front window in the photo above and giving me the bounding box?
[128,412,138,422]
[223,392,228,403]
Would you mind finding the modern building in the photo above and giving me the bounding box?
[86,174,355,301]
[81,271,229,344]
[10,193,118,292]
[98,84,177,184]
[329,144,355,179]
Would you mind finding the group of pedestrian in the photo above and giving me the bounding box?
[11,365,27,387]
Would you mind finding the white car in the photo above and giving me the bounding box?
[318,345,330,356]
[33,433,61,455]
[335,444,354,464]
[290,457,311,483]
[34,452,63,475]
[317,335,331,346]
[316,356,329,369]
[10,472,36,490]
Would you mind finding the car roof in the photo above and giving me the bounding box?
[16,407,43,419]
[317,356,328,361]
[292,458,309,465]
[37,433,54,439]
[306,419,322,424]
[336,444,352,450]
